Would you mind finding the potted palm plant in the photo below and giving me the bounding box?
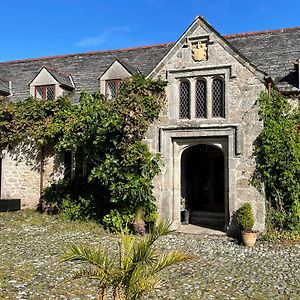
[235,202,258,247]
[62,221,191,300]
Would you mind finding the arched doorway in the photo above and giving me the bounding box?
[181,144,225,229]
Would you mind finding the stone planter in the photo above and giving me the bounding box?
[0,199,21,212]
[241,230,257,247]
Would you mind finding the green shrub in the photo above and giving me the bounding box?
[60,196,94,221]
[254,90,300,231]
[102,209,133,232]
[42,177,104,221]
[10,75,167,229]
[236,202,254,231]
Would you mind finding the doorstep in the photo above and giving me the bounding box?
[178,224,226,235]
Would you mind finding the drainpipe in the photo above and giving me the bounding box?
[265,76,272,99]
[268,82,272,98]
[38,146,45,212]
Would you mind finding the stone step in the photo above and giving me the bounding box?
[189,210,225,228]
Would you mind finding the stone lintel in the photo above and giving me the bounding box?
[168,64,236,79]
[158,124,242,157]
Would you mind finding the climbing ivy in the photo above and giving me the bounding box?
[0,96,72,149]
[0,75,166,228]
[254,89,300,231]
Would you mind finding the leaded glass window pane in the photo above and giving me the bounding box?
[179,81,190,119]
[46,85,55,100]
[35,86,44,99]
[212,79,224,117]
[35,85,55,100]
[106,79,122,100]
[195,80,207,118]
[106,81,117,100]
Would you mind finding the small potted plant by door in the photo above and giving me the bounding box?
[236,202,258,247]
[132,206,146,235]
[181,197,190,225]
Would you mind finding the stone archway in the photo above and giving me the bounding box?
[181,144,225,230]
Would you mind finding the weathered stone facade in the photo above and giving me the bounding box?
[145,18,266,231]
[1,146,63,208]
[0,17,299,232]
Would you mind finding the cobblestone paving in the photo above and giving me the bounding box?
[0,211,299,300]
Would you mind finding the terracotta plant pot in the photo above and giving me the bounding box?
[132,220,146,235]
[241,230,257,247]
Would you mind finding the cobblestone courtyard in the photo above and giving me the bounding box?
[0,211,299,299]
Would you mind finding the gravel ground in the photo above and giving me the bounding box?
[0,210,299,300]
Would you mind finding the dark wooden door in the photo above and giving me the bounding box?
[181,145,225,212]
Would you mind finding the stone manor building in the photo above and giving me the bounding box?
[0,17,299,232]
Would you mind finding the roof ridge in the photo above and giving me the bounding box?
[225,26,300,39]
[0,42,175,65]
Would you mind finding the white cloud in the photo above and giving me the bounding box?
[76,26,131,47]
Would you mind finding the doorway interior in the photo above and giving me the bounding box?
[181,144,225,230]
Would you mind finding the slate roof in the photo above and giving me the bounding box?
[0,77,9,96]
[0,25,299,101]
[42,65,75,90]
[0,44,173,102]
[116,59,141,75]
[226,27,300,92]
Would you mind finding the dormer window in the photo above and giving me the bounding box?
[106,79,122,100]
[29,66,75,100]
[35,85,55,100]
[99,59,139,99]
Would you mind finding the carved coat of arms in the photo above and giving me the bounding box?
[192,41,208,62]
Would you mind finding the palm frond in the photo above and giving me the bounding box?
[119,231,135,269]
[126,273,160,300]
[62,244,113,270]
[151,250,192,274]
[146,220,173,245]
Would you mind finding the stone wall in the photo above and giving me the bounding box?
[1,145,63,209]
[146,20,266,232]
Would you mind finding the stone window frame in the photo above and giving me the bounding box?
[34,84,56,100]
[195,78,207,118]
[178,75,226,120]
[211,76,225,118]
[168,65,232,121]
[179,80,191,119]
[105,79,123,100]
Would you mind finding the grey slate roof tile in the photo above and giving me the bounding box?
[0,43,173,102]
[43,65,75,90]
[226,27,300,91]
[0,26,299,101]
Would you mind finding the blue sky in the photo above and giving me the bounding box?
[1,0,299,62]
